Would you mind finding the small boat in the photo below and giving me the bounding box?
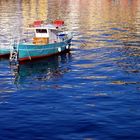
[10,20,72,63]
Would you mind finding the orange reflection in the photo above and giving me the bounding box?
[63,0,139,30]
[21,0,48,27]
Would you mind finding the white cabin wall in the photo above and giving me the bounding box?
[35,32,49,38]
[49,30,58,43]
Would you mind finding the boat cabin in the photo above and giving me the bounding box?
[32,24,59,45]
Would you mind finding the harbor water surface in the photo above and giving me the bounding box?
[0,0,140,140]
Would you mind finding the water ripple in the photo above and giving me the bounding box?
[0,0,140,139]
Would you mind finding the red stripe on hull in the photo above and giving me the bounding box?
[19,49,70,64]
[0,53,10,58]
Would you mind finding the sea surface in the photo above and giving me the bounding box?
[0,0,140,140]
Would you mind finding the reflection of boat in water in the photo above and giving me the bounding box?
[12,52,72,85]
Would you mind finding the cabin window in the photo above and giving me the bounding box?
[36,29,47,33]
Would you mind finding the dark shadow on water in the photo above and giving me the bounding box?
[12,53,72,86]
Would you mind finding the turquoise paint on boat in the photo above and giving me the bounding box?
[18,39,71,61]
[0,49,10,57]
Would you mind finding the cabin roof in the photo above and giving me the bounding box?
[27,24,57,30]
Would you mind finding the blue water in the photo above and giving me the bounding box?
[0,0,140,139]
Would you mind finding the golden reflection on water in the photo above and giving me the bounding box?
[21,0,48,26]
[77,0,139,29]
[0,0,139,29]
[0,0,140,44]
[75,0,140,49]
